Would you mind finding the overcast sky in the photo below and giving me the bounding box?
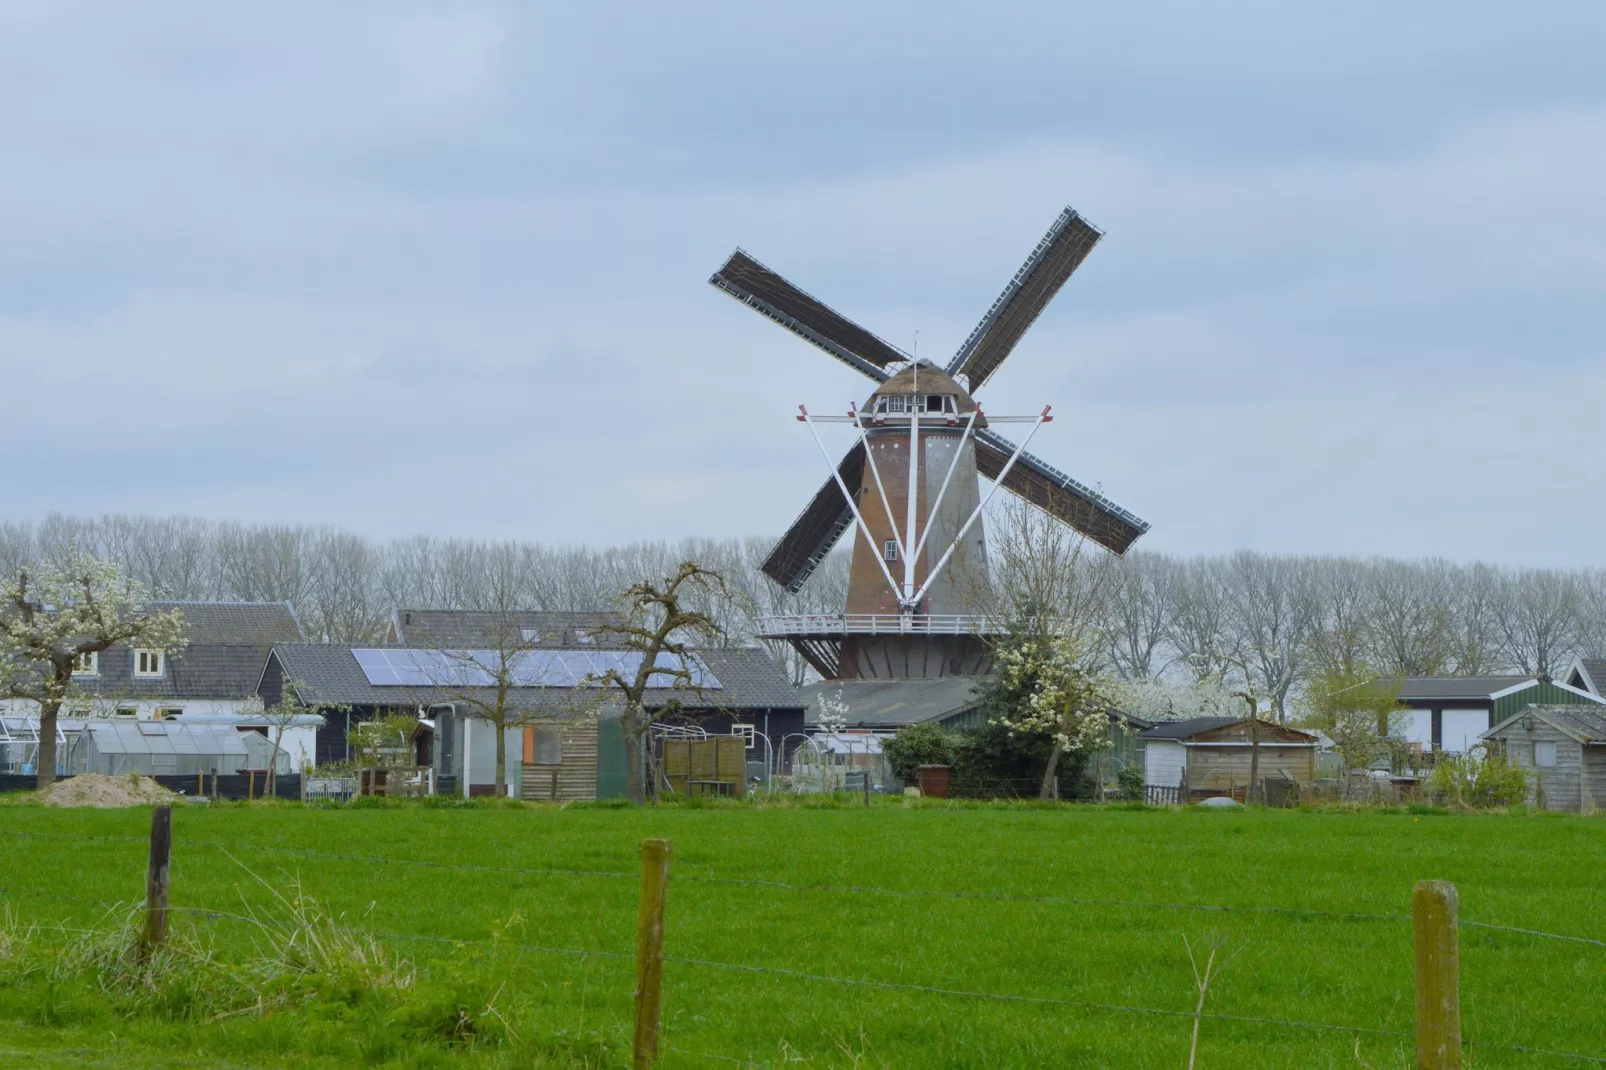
[2,3,1603,565]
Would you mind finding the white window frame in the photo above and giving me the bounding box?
[73,651,100,676]
[732,723,756,746]
[114,707,138,720]
[1534,740,1558,768]
[133,649,164,678]
[882,539,898,562]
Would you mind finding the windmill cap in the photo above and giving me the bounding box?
[866,361,982,421]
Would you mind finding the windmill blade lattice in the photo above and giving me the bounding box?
[973,427,1148,555]
[946,208,1102,391]
[760,441,866,592]
[710,251,902,382]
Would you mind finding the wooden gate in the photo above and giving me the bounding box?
[662,736,747,797]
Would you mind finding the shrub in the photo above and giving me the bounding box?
[882,723,957,782]
[1114,762,1145,802]
[1427,746,1527,809]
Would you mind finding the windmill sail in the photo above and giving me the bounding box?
[974,427,1149,555]
[710,251,900,381]
[761,441,866,592]
[946,208,1102,390]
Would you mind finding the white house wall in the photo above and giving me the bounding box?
[1145,741,1185,787]
[1402,709,1433,750]
[455,717,524,795]
[1442,710,1487,754]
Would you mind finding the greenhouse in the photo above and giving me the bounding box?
[0,715,80,777]
[73,721,277,777]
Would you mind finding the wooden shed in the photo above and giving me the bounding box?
[1139,717,1318,802]
[1481,704,1606,813]
[518,714,628,803]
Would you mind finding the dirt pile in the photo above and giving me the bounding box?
[38,773,180,808]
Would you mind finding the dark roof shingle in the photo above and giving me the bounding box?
[270,643,802,713]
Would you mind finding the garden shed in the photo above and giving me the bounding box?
[75,721,275,777]
[1139,717,1318,801]
[1481,704,1606,813]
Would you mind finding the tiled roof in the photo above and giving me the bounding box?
[71,602,301,702]
[1397,676,1528,701]
[1573,659,1606,696]
[391,609,631,649]
[269,643,802,713]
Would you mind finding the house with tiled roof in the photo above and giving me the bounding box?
[260,609,805,798]
[17,601,305,723]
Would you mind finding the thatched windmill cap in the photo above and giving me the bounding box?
[866,361,984,424]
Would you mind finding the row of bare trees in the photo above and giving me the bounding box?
[4,514,1604,712]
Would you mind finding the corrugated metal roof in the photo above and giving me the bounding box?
[1397,676,1528,701]
[82,721,249,757]
[799,678,983,728]
[1487,703,1606,744]
[1137,717,1240,740]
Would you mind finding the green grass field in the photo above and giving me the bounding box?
[2,799,1605,1069]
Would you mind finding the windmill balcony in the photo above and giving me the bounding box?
[753,614,1009,638]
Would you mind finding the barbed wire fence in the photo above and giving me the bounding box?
[5,822,1606,1068]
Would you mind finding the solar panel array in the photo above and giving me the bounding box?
[350,648,722,690]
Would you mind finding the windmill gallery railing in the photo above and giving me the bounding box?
[752,614,1011,637]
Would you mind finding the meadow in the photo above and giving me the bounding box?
[2,798,1605,1069]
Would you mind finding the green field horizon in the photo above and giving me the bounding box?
[2,800,1604,1068]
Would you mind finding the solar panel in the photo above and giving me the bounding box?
[350,649,722,690]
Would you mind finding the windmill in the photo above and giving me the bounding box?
[709,206,1149,681]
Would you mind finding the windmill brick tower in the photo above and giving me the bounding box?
[710,206,1149,684]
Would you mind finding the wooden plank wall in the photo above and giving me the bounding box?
[1186,747,1316,794]
[663,737,747,797]
[520,720,598,802]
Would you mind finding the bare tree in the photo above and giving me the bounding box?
[1494,567,1580,677]
[1364,558,1453,677]
[1101,552,1174,681]
[424,615,555,798]
[1167,557,1236,681]
[589,562,728,805]
[1222,552,1318,722]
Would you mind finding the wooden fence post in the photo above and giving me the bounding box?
[633,838,672,1069]
[1413,880,1462,1069]
[141,804,172,957]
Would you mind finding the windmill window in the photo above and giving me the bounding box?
[882,540,898,562]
